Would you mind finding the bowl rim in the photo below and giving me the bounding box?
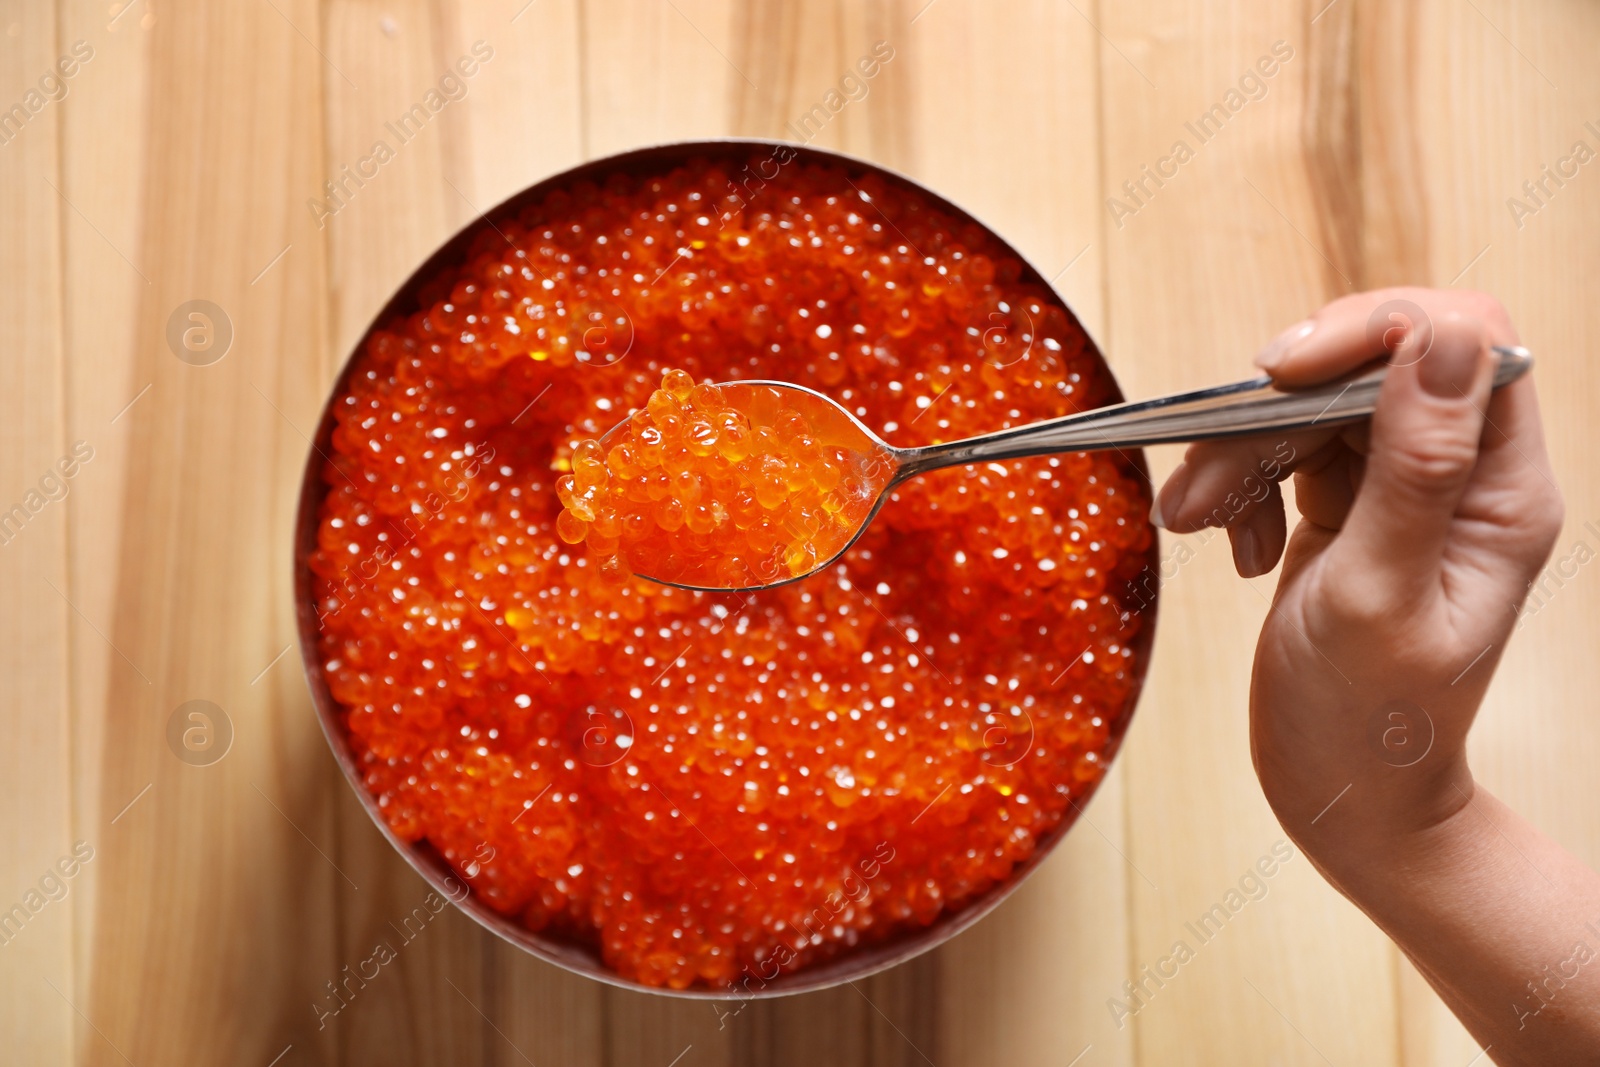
[292,136,1161,1000]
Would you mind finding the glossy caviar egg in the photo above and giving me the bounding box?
[308,155,1154,990]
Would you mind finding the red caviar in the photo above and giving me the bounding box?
[556,370,890,588]
[309,154,1154,989]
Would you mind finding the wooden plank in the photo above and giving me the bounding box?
[329,805,487,1067]
[1391,1,1600,1063]
[69,1,341,1063]
[582,0,740,160]
[1097,3,1401,1064]
[459,0,585,213]
[863,956,939,1067]
[724,955,935,1067]
[724,0,911,161]
[322,0,460,360]
[0,1,74,1062]
[490,947,603,1067]
[57,0,155,1025]
[598,987,725,1067]
[738,986,870,1067]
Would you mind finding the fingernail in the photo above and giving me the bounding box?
[1416,329,1484,399]
[1255,319,1316,372]
[1232,525,1264,576]
[1149,461,1191,530]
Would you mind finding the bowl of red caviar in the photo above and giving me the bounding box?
[295,140,1159,996]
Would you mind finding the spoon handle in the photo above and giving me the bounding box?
[894,345,1532,477]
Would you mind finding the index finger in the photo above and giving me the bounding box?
[1255,287,1520,388]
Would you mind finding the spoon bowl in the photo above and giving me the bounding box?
[597,380,896,592]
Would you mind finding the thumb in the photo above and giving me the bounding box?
[1324,314,1497,610]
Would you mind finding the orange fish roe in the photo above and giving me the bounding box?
[308,153,1155,990]
[556,369,890,588]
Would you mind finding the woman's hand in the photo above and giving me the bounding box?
[1149,287,1563,872]
[1149,288,1600,1064]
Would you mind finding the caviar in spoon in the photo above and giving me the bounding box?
[555,369,894,590]
[560,349,1533,592]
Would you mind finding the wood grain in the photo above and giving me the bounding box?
[58,0,154,1031]
[0,2,72,1063]
[3,0,1598,1063]
[65,3,342,1065]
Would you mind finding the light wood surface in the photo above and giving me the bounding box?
[3,1,1597,1063]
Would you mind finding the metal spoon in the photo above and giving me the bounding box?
[618,345,1533,593]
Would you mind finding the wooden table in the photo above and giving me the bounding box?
[5,1,1597,1063]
